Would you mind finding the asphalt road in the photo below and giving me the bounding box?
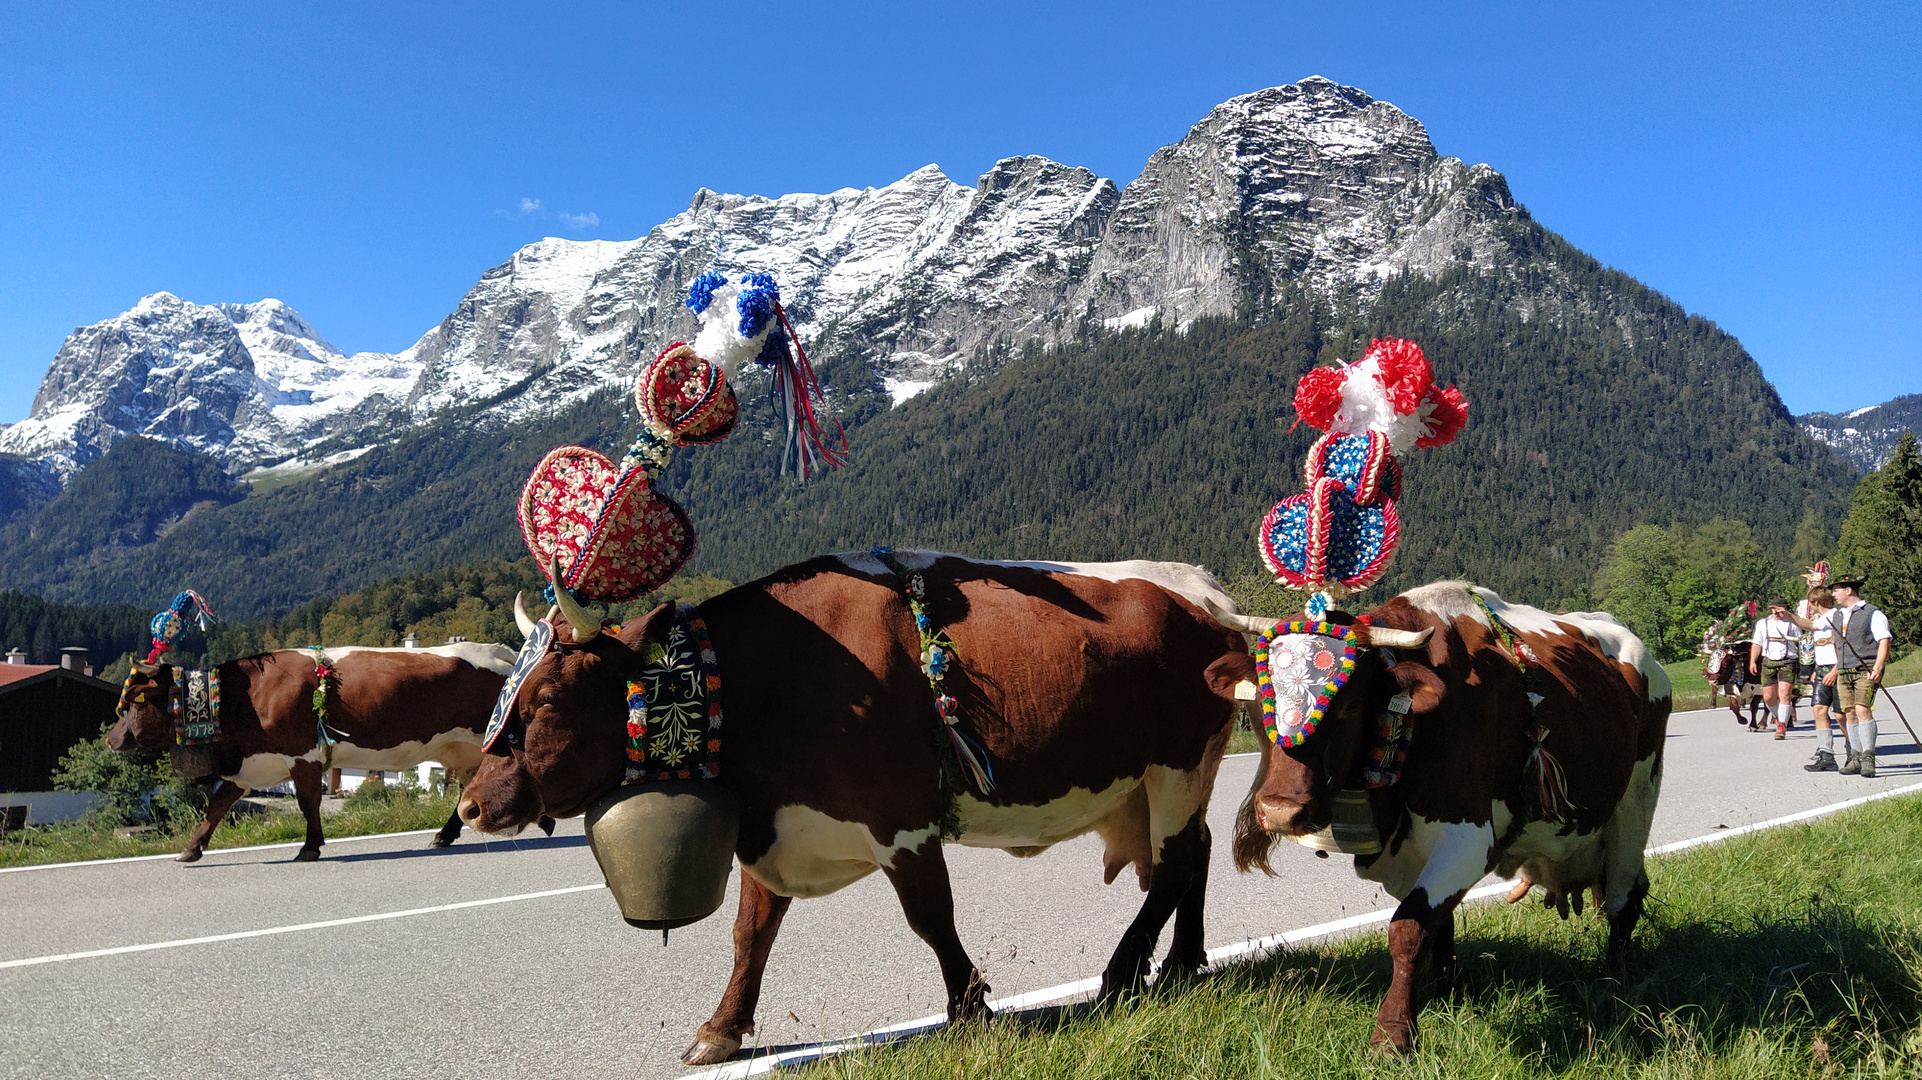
[5,686,1919,1080]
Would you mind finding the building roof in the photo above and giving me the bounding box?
[0,666,118,694]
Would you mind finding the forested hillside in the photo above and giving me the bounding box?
[0,222,1856,618]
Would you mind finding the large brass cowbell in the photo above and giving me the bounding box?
[584,781,740,930]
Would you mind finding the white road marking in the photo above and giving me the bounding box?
[0,883,604,970]
[0,828,445,875]
[678,778,1922,1080]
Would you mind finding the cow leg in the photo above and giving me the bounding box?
[1373,887,1466,1053]
[684,870,792,1067]
[175,780,248,863]
[290,759,326,862]
[430,809,464,848]
[1101,811,1208,999]
[1431,903,1459,991]
[879,835,990,1025]
[1157,820,1211,987]
[1372,821,1491,1053]
[1604,871,1650,970]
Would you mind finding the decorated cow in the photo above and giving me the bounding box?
[108,592,540,861]
[1217,339,1671,1053]
[1218,585,1671,1052]
[458,550,1252,1066]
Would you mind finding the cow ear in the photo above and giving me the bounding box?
[614,602,677,659]
[1387,659,1446,714]
[1204,652,1259,702]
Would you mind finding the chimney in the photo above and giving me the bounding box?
[5,649,24,665]
[402,632,420,649]
[60,646,89,672]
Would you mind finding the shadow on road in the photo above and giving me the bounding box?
[326,835,589,863]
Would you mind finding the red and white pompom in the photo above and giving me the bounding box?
[1290,338,1468,454]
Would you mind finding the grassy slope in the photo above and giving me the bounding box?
[801,795,1922,1079]
[0,788,461,868]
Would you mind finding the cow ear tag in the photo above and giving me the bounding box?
[485,620,553,750]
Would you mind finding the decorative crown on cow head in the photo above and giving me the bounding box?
[1259,338,1468,618]
[517,270,848,638]
[142,590,217,666]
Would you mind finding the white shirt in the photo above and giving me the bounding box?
[1836,601,1894,649]
[1806,610,1838,667]
[1751,617,1800,661]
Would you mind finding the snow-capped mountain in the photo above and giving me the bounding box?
[0,293,419,476]
[1798,394,1922,473]
[6,76,1530,480]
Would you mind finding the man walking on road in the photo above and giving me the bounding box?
[1750,598,1802,740]
[1827,576,1892,777]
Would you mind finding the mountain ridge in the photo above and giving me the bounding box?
[2,77,1529,479]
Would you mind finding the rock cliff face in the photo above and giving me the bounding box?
[5,77,1535,477]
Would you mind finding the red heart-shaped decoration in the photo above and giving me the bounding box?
[518,446,695,603]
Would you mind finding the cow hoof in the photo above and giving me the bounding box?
[538,816,556,837]
[175,849,203,863]
[294,848,321,863]
[428,836,456,849]
[681,1035,741,1066]
[1369,1022,1415,1055]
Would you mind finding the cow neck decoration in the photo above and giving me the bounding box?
[1259,339,1467,600]
[871,547,995,824]
[1252,621,1359,747]
[170,668,221,745]
[308,646,350,771]
[1361,658,1417,789]
[623,606,724,784]
[1467,589,1578,824]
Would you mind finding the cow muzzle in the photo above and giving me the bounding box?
[1254,795,1326,837]
[458,759,546,835]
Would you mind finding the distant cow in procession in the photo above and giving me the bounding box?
[458,550,1252,1066]
[1221,582,1671,1053]
[109,641,540,862]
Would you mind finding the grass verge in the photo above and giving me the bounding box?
[0,787,462,868]
[799,793,1922,1079]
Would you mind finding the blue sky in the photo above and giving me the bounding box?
[1,1,1915,419]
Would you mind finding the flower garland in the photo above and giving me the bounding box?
[309,646,348,770]
[1252,621,1359,747]
[871,546,995,827]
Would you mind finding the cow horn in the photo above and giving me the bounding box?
[513,591,537,638]
[1212,612,1280,634]
[132,661,159,676]
[547,554,599,643]
[1366,626,1433,650]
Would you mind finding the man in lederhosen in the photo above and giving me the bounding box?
[1824,575,1892,776]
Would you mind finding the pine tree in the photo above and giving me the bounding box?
[1835,431,1922,648]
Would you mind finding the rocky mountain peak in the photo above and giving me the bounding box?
[8,77,1540,480]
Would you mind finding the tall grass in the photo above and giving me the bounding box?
[0,784,461,868]
[799,794,1922,1078]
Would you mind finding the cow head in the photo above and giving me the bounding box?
[1226,599,1445,874]
[108,661,173,753]
[458,580,677,835]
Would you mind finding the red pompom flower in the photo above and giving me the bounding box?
[1293,366,1347,431]
[1415,384,1469,448]
[1366,338,1432,416]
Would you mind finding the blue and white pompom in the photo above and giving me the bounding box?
[686,270,785,376]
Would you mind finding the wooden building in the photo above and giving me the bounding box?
[0,649,120,819]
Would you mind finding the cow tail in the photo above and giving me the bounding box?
[1232,729,1281,875]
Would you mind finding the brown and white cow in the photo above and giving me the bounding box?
[1225,582,1671,1053]
[458,550,1251,1066]
[108,642,528,862]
